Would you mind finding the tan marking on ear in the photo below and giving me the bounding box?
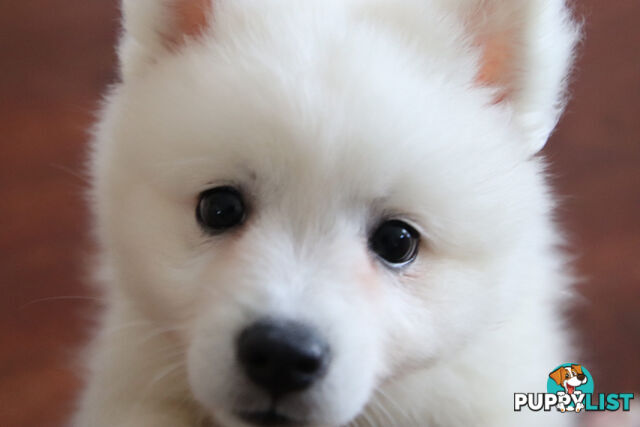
[571,364,583,375]
[465,1,522,105]
[474,32,513,103]
[165,0,213,47]
[549,367,566,386]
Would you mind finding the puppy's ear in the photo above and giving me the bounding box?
[119,0,213,78]
[571,364,583,375]
[458,0,580,153]
[549,367,565,386]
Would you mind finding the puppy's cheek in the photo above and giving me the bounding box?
[373,259,455,371]
[355,259,384,300]
[391,257,501,366]
[185,306,249,413]
[357,261,413,374]
[311,315,384,425]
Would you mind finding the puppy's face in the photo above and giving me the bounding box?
[550,365,588,394]
[95,1,576,425]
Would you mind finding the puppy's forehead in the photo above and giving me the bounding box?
[109,5,531,252]
[118,38,509,195]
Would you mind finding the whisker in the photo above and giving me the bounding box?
[127,357,187,422]
[49,163,91,186]
[19,295,104,310]
[374,387,414,425]
[371,399,394,426]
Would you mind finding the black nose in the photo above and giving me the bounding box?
[577,374,586,381]
[236,319,330,396]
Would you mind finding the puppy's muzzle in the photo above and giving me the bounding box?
[237,319,330,397]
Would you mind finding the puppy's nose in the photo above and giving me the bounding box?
[236,319,330,396]
[577,374,586,381]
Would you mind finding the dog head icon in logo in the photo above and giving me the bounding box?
[549,364,588,394]
[547,364,594,412]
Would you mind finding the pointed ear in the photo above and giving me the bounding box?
[460,0,580,153]
[119,0,213,78]
[549,367,565,385]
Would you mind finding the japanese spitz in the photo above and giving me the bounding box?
[75,0,579,426]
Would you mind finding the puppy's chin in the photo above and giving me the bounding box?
[212,410,254,427]
[211,406,344,427]
[216,409,312,427]
[191,369,372,427]
[198,389,365,427]
[189,368,367,427]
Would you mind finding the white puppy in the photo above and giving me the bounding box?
[75,0,580,426]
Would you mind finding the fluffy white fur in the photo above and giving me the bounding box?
[75,0,579,426]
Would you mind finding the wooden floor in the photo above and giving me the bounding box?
[1,2,638,426]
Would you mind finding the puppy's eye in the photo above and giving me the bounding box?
[196,186,245,233]
[369,220,420,266]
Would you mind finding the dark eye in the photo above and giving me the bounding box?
[369,220,420,266]
[196,186,245,233]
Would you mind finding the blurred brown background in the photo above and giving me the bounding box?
[1,1,639,426]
